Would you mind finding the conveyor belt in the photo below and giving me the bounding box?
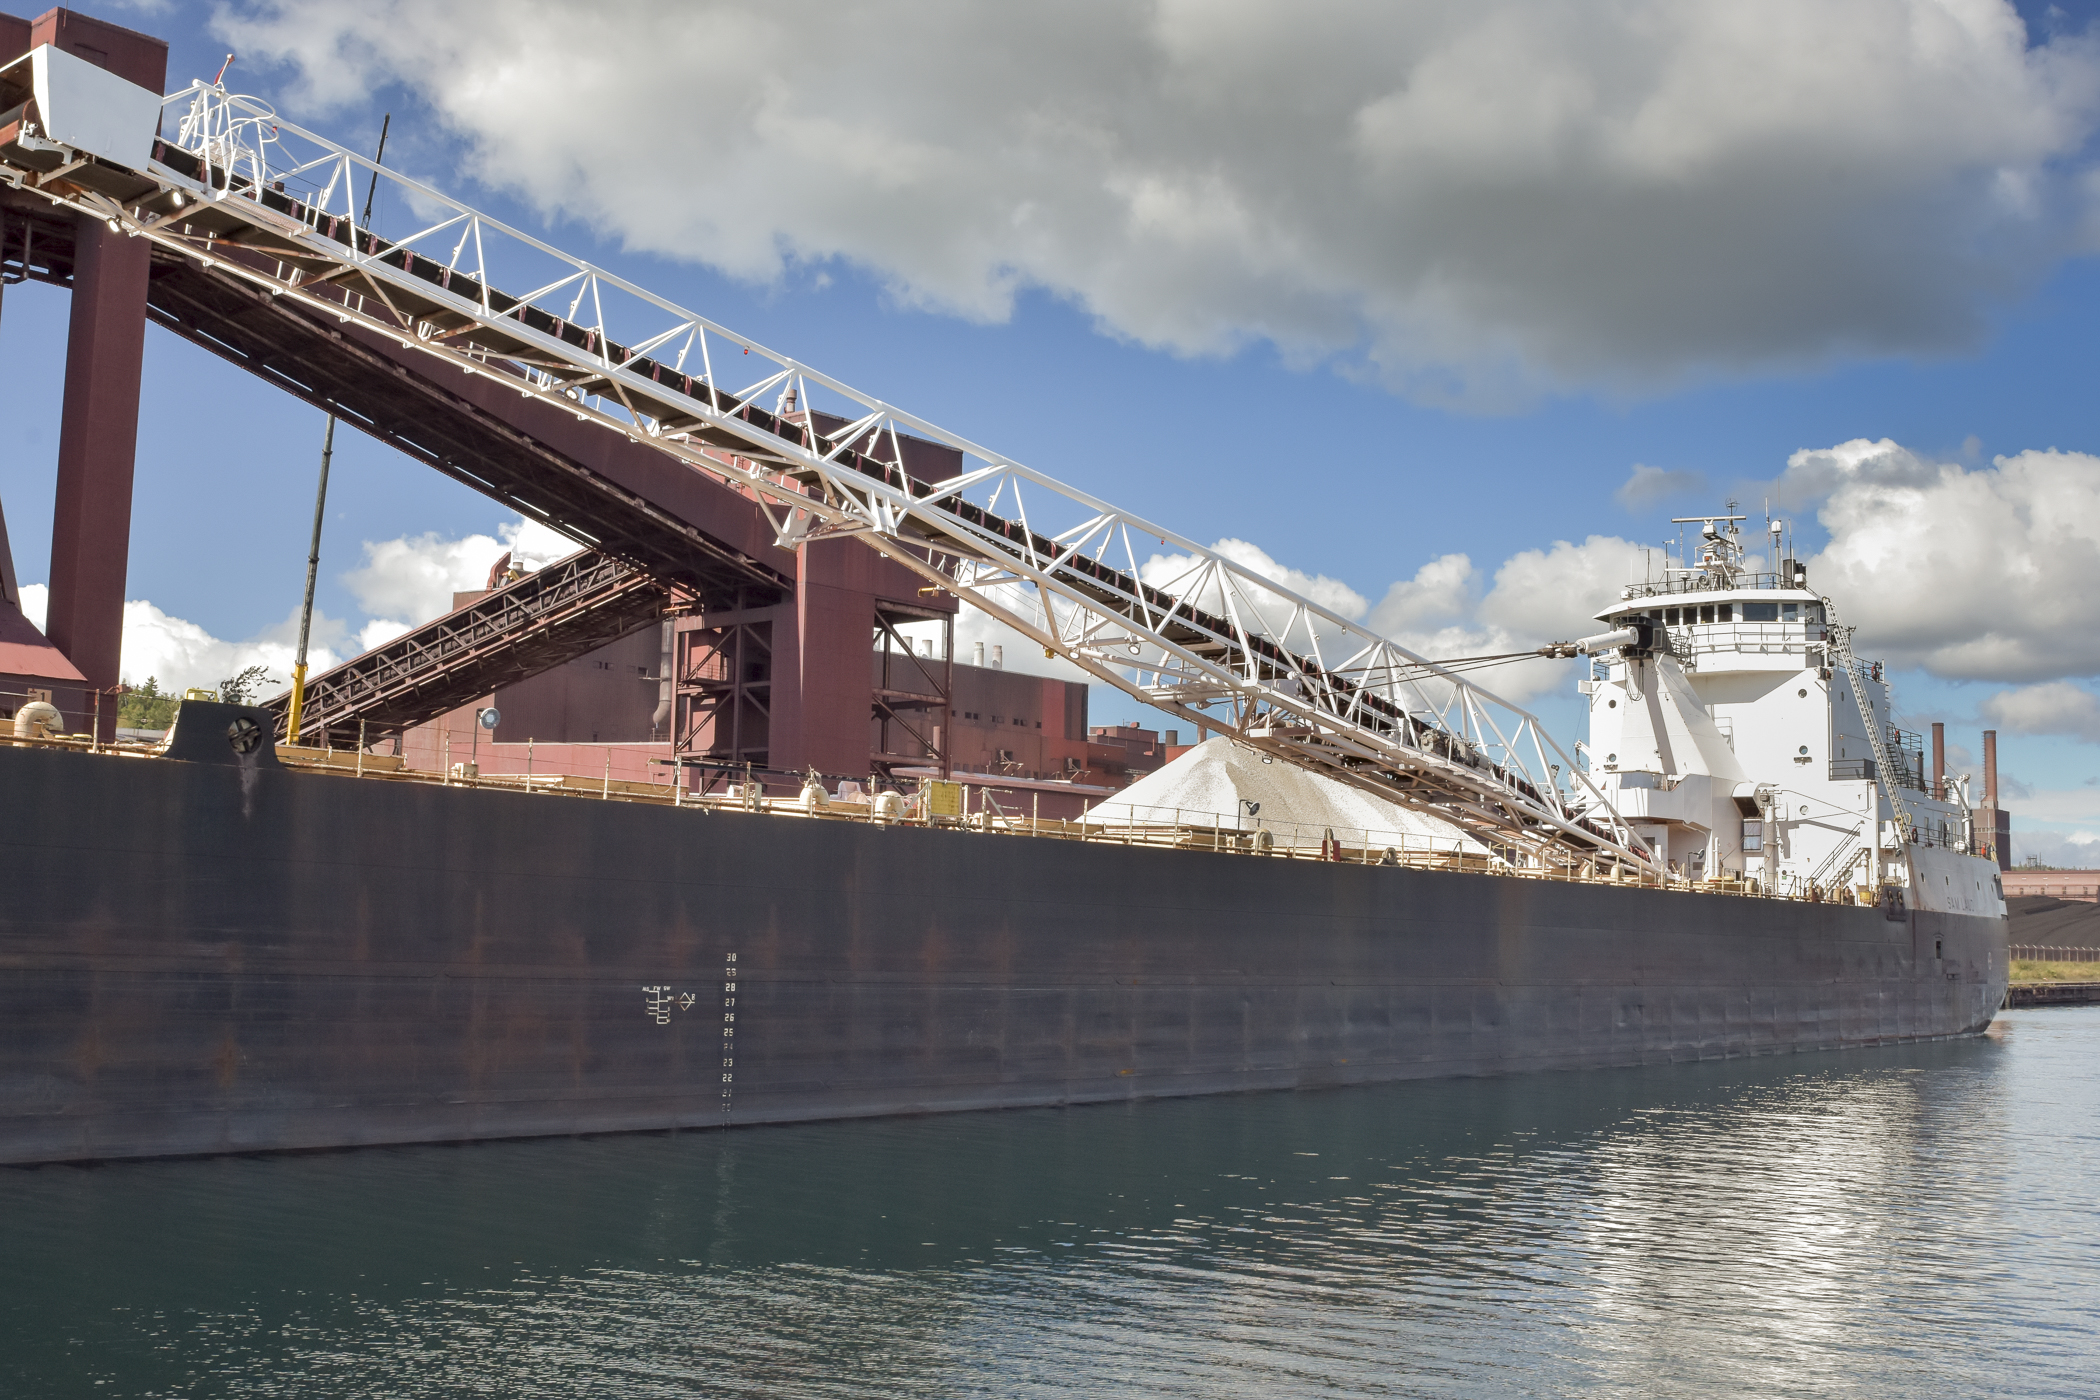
[258,547,663,746]
[0,69,1648,869]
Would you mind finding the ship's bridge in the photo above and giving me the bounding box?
[1593,510,1831,674]
[1595,588,1830,675]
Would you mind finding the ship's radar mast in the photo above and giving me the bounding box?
[1669,506,1750,590]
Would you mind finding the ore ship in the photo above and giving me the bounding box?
[0,24,2005,1164]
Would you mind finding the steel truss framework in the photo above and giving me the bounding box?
[259,548,666,746]
[3,75,1646,869]
[873,603,954,781]
[675,611,774,771]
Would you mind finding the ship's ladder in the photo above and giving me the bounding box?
[1820,598,1917,848]
[0,68,1652,872]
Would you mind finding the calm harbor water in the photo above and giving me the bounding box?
[4,1009,2096,1398]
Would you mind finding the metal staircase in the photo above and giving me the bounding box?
[1,65,1650,869]
[1805,820,1871,899]
[1821,596,1916,848]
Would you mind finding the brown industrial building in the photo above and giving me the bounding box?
[391,570,1182,820]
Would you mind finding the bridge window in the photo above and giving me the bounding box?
[1742,602,1778,622]
[1665,606,1681,625]
[1718,603,1734,622]
[1698,605,1714,623]
[1742,819,1763,853]
[1781,602,1799,621]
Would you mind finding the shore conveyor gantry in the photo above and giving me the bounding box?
[0,53,1650,870]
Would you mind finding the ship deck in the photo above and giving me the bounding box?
[5,726,1864,900]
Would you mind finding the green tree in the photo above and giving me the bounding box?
[216,665,278,706]
[117,677,179,731]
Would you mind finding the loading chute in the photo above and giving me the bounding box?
[0,65,1649,870]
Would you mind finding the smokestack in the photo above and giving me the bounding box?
[992,645,1003,670]
[1984,730,1998,806]
[1931,722,1944,800]
[973,641,985,667]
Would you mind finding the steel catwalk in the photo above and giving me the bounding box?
[0,738,2006,1165]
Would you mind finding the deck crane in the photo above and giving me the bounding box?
[0,58,1653,872]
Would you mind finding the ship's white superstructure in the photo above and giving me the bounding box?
[1578,509,2003,916]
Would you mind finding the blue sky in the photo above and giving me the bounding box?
[7,0,2100,857]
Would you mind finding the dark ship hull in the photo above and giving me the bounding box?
[0,740,2007,1165]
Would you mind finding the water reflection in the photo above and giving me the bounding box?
[4,1012,2096,1397]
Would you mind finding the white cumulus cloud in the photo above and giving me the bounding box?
[117,601,343,697]
[2012,826,2100,867]
[1128,531,1647,705]
[1791,439,2100,680]
[342,517,584,641]
[1479,535,1654,642]
[1616,464,1707,511]
[343,530,505,636]
[218,0,2100,405]
[12,583,336,696]
[1980,680,2100,741]
[11,516,588,697]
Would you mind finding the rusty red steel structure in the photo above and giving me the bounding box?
[0,8,160,740]
[0,10,1648,867]
[262,548,667,749]
[0,6,954,777]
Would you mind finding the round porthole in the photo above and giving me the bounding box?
[1606,753,1618,764]
[1799,804,1810,816]
[1797,745,1809,755]
[1608,699,1618,708]
[1797,688,1808,698]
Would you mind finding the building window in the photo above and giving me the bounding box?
[1742,819,1763,853]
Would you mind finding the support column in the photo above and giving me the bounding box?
[792,538,874,784]
[31,8,168,739]
[43,214,148,729]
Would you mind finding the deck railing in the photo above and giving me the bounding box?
[0,730,1949,901]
